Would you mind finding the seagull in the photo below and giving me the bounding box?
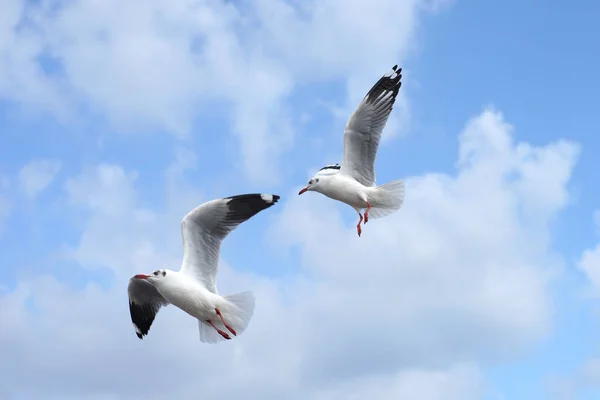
[298,65,405,237]
[127,193,280,343]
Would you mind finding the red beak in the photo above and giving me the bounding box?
[134,274,150,280]
[298,187,308,195]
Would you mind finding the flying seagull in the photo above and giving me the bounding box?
[298,65,405,237]
[127,193,280,343]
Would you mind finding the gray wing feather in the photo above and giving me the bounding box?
[340,65,403,187]
[127,278,169,339]
[179,194,280,293]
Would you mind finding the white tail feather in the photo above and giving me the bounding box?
[369,179,405,219]
[198,320,226,343]
[197,291,255,344]
[222,291,255,333]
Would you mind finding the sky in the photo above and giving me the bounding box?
[1,0,600,399]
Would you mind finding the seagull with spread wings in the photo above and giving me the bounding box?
[127,193,279,343]
[298,65,405,237]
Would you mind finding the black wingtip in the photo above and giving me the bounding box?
[222,194,281,224]
[129,300,156,340]
[363,65,403,105]
[226,193,280,205]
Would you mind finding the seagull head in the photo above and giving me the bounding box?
[298,176,323,195]
[299,163,340,195]
[134,269,169,284]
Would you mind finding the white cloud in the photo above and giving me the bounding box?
[62,160,194,278]
[581,357,600,386]
[577,210,600,296]
[0,0,69,117]
[0,274,485,400]
[18,159,62,199]
[546,357,600,399]
[1,0,441,183]
[560,210,600,398]
[270,108,578,374]
[65,164,137,216]
[579,243,600,295]
[0,108,580,398]
[312,363,485,400]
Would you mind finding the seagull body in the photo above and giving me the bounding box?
[310,170,373,208]
[298,65,406,236]
[149,271,219,321]
[127,193,279,343]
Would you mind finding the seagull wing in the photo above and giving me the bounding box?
[127,278,170,339]
[339,65,403,187]
[179,193,280,293]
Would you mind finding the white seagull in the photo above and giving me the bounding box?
[298,65,406,237]
[127,193,280,343]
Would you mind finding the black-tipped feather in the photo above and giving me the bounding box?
[364,65,402,108]
[223,194,280,224]
[340,65,403,187]
[127,278,169,340]
[179,193,280,293]
[129,301,159,339]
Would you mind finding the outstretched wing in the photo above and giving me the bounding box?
[179,194,280,293]
[127,278,169,339]
[339,65,403,187]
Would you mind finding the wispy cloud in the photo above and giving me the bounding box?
[18,159,62,199]
[0,0,440,183]
[0,108,580,398]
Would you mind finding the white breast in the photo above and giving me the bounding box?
[320,175,369,208]
[156,273,217,320]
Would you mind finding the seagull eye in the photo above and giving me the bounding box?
[309,180,313,185]
[153,271,159,276]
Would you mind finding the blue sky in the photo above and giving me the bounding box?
[1,0,600,399]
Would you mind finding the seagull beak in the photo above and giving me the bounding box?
[298,186,308,195]
[134,274,150,280]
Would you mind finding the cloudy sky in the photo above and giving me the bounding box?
[1,0,600,399]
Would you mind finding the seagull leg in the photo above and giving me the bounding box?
[364,202,371,224]
[356,213,363,237]
[207,320,231,340]
[215,308,237,336]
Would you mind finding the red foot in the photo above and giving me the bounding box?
[215,308,237,336]
[356,213,363,237]
[364,202,371,224]
[207,320,231,340]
